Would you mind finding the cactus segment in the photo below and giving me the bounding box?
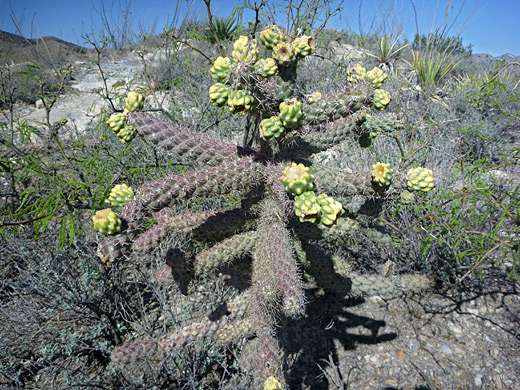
[407,167,434,192]
[108,184,135,207]
[255,58,278,79]
[316,194,343,226]
[194,231,257,273]
[359,113,405,137]
[111,339,157,363]
[128,112,245,166]
[294,191,321,222]
[264,376,283,390]
[92,208,122,235]
[124,91,145,112]
[279,98,303,128]
[272,42,295,67]
[260,116,286,141]
[259,25,285,49]
[231,36,259,63]
[209,83,231,107]
[281,163,315,195]
[139,157,262,209]
[291,35,315,57]
[106,112,128,133]
[273,79,295,102]
[302,85,370,126]
[210,56,234,82]
[371,162,393,187]
[227,89,255,114]
[373,89,391,110]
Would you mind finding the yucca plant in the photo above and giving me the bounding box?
[366,35,409,71]
[203,15,239,44]
[100,29,433,388]
[411,50,460,91]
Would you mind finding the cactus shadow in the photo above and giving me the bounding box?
[282,242,397,389]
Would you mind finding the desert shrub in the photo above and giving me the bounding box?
[0,62,67,105]
[412,32,473,57]
[0,233,124,387]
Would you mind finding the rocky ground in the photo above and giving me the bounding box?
[286,277,520,389]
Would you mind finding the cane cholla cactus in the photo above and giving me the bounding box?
[99,30,434,386]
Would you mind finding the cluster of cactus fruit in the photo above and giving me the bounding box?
[94,28,436,388]
[105,91,145,143]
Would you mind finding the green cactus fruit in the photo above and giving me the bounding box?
[367,67,388,89]
[279,98,303,128]
[106,112,127,133]
[373,89,391,110]
[264,376,283,390]
[209,83,231,107]
[260,116,285,141]
[210,56,234,82]
[108,184,134,207]
[371,162,393,186]
[294,191,321,222]
[281,163,315,195]
[272,42,295,67]
[92,208,121,235]
[259,25,285,49]
[254,58,278,79]
[346,64,368,84]
[307,91,322,103]
[400,189,415,204]
[227,89,254,114]
[291,35,315,57]
[407,167,434,192]
[316,194,343,226]
[124,91,145,112]
[117,125,137,143]
[231,36,259,63]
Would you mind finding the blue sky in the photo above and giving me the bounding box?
[0,0,518,56]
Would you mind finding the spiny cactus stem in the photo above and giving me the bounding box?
[137,156,263,210]
[128,112,254,165]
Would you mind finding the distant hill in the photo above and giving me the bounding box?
[0,30,88,67]
[473,53,520,72]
